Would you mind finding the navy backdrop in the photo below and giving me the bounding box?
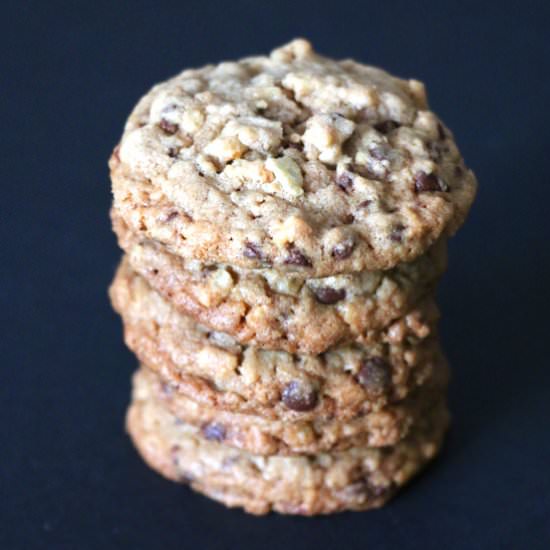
[2,1,550,548]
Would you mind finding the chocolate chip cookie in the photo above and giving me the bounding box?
[113,213,447,354]
[110,39,477,278]
[126,368,449,515]
[110,258,443,421]
[134,363,449,455]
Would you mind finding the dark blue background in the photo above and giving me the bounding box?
[2,1,549,548]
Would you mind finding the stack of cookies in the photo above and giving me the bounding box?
[109,39,476,515]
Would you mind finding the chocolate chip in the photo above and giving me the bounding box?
[374,120,400,134]
[358,200,372,208]
[159,119,179,135]
[414,171,443,192]
[168,146,179,158]
[284,246,312,267]
[312,287,346,304]
[357,357,392,397]
[331,238,355,260]
[160,211,178,223]
[282,381,318,412]
[201,423,226,442]
[336,173,353,192]
[243,241,263,260]
[390,223,405,243]
[342,213,355,224]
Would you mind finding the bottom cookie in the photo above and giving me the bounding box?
[126,374,449,515]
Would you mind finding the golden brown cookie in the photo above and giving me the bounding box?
[113,213,446,354]
[135,363,448,455]
[126,369,449,515]
[110,258,443,421]
[110,39,477,278]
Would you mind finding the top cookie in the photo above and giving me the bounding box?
[111,39,477,276]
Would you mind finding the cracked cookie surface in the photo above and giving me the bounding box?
[126,369,449,515]
[110,39,476,277]
[110,259,443,421]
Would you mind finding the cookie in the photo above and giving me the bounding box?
[110,38,476,278]
[126,373,449,515]
[135,363,448,455]
[113,213,447,354]
[110,258,443,421]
